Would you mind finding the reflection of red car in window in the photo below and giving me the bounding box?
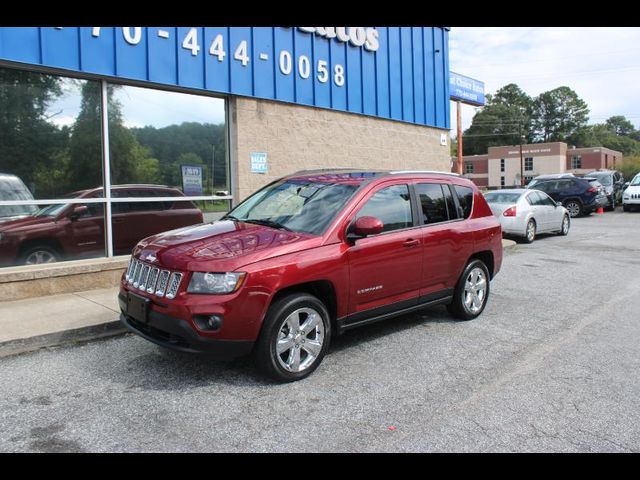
[0,185,204,266]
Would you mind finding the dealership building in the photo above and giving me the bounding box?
[457,142,623,188]
[0,27,452,297]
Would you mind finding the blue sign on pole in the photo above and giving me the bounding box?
[449,72,485,106]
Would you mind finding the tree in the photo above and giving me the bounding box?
[605,115,636,137]
[462,84,533,155]
[0,69,66,197]
[531,86,589,142]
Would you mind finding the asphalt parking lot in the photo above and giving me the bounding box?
[1,209,639,452]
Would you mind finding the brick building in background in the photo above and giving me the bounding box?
[454,142,623,188]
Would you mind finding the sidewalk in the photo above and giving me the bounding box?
[0,287,124,357]
[0,239,518,358]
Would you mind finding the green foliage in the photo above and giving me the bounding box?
[0,69,227,199]
[620,155,640,182]
[462,84,533,155]
[531,86,589,142]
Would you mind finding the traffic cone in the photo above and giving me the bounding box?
[597,206,604,214]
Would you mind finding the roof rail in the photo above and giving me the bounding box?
[389,170,461,176]
[290,168,380,175]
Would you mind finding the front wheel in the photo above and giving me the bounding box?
[20,245,60,265]
[447,259,491,321]
[253,293,331,382]
[559,214,570,236]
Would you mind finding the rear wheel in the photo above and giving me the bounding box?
[253,293,331,382]
[447,259,490,321]
[559,214,570,236]
[523,219,536,244]
[564,200,582,218]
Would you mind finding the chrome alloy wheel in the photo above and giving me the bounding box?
[464,267,487,314]
[275,307,325,373]
[566,201,580,218]
[562,215,570,234]
[25,250,57,264]
[526,220,536,242]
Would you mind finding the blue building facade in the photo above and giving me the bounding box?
[0,27,450,129]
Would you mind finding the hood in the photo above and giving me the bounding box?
[133,220,321,272]
[0,215,56,232]
[624,185,640,194]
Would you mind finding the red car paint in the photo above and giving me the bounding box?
[119,171,503,357]
[0,185,203,266]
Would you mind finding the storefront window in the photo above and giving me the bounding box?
[107,84,228,254]
[0,68,107,266]
[0,66,229,268]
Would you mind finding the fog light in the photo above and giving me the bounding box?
[193,314,223,332]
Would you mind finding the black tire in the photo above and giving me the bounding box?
[522,218,536,244]
[20,245,60,265]
[559,214,570,236]
[447,259,491,321]
[564,200,583,218]
[253,293,331,382]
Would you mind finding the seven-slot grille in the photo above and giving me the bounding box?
[125,257,183,299]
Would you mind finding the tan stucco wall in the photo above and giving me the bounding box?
[231,97,450,202]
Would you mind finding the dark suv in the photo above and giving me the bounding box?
[0,185,204,266]
[527,174,600,217]
[583,170,625,210]
[119,170,503,381]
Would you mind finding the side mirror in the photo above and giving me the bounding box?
[623,182,630,190]
[556,201,562,207]
[69,205,88,221]
[347,216,384,242]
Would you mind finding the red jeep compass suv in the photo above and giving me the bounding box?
[119,170,503,381]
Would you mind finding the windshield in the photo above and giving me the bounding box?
[224,179,360,235]
[587,173,612,185]
[0,176,38,218]
[484,192,522,203]
[631,176,640,186]
[35,191,88,217]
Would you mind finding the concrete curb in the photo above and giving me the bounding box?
[502,239,518,252]
[0,320,126,359]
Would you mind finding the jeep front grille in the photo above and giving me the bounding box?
[126,257,184,300]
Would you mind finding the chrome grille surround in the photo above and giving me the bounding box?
[165,273,183,300]
[146,268,160,294]
[126,257,183,300]
[138,264,151,291]
[155,270,171,297]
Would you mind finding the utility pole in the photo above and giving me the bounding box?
[456,101,463,175]
[519,121,525,187]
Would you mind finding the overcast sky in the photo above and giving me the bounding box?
[449,27,640,132]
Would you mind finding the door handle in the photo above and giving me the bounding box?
[403,239,420,247]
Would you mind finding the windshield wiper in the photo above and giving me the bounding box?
[220,214,240,222]
[243,218,293,231]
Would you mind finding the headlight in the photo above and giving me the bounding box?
[187,272,246,294]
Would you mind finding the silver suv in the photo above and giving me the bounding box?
[583,170,625,210]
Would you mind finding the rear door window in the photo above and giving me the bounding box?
[416,183,448,225]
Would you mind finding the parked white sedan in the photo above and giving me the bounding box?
[484,189,571,243]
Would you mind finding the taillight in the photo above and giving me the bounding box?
[503,206,517,217]
[587,186,597,193]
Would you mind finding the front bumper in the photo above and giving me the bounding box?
[119,296,254,359]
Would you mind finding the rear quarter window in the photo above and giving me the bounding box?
[453,185,474,219]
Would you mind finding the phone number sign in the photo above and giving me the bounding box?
[0,27,451,129]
